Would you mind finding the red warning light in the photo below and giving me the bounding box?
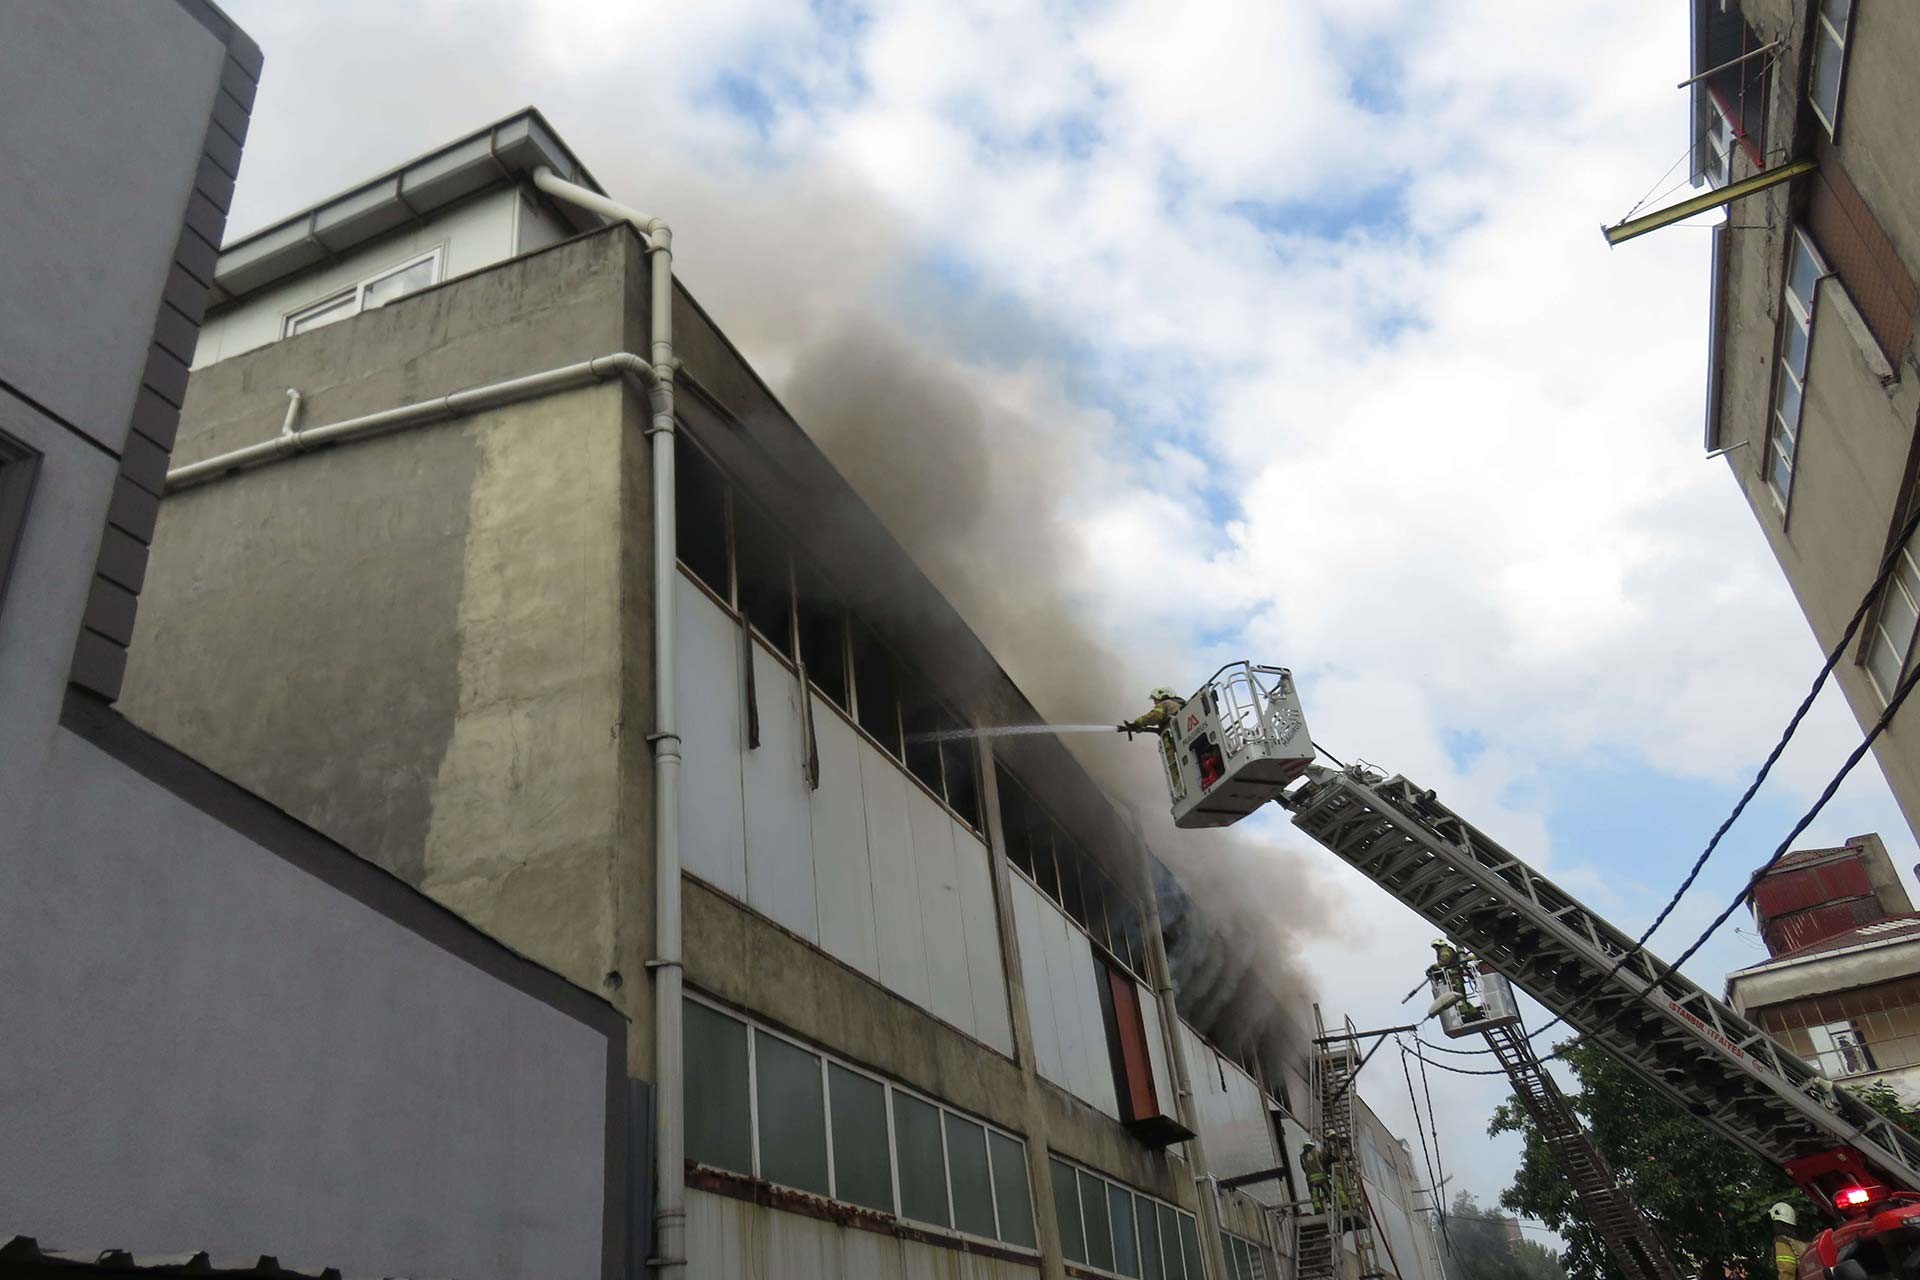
[1837,1187,1872,1209]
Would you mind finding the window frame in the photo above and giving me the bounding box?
[684,993,1038,1253]
[1864,531,1920,703]
[0,429,42,619]
[282,247,445,338]
[1765,227,1828,518]
[1048,1153,1203,1280]
[1809,0,1856,139]
[1808,1019,1876,1077]
[998,766,1150,980]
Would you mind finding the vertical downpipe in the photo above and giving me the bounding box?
[646,225,686,1279]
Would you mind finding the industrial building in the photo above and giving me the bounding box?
[1691,0,1920,834]
[1730,834,1920,1103]
[117,109,1447,1280]
[1,8,630,1279]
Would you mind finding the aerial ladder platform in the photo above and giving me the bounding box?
[1142,663,1920,1233]
[1429,958,1680,1280]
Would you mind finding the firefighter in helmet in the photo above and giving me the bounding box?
[1428,938,1484,1022]
[1300,1140,1330,1214]
[1768,1203,1807,1280]
[1121,686,1189,788]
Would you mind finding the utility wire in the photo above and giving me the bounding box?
[1415,1038,1451,1220]
[1401,1044,1446,1228]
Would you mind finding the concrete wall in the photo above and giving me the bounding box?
[687,1190,1042,1280]
[2,709,621,1279]
[1713,0,1920,837]
[193,186,525,367]
[122,229,648,1017]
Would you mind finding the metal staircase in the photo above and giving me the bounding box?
[1279,765,1920,1196]
[1479,1019,1681,1280]
[1304,1005,1388,1280]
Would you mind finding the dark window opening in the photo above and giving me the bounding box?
[1083,871,1113,952]
[795,558,848,709]
[1032,822,1061,900]
[675,434,729,598]
[941,726,981,829]
[906,694,952,794]
[852,628,902,756]
[999,770,1035,876]
[1059,848,1088,928]
[733,500,792,657]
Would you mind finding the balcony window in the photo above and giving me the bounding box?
[1866,533,1920,702]
[1810,0,1854,136]
[1767,229,1826,512]
[1809,1020,1876,1077]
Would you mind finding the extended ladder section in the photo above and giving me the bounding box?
[1479,1020,1681,1280]
[1307,1007,1389,1280]
[1281,765,1920,1198]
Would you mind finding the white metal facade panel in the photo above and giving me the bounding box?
[809,698,880,979]
[861,740,931,1010]
[1042,899,1090,1103]
[900,1240,1042,1279]
[688,1189,1034,1279]
[1011,876,1066,1086]
[742,647,818,943]
[1179,1022,1277,1197]
[954,835,1013,1055]
[1067,930,1119,1116]
[1138,983,1175,1116]
[675,578,747,900]
[908,785,976,1036]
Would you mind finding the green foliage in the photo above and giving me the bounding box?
[1851,1080,1920,1136]
[1489,1042,1813,1280]
[1438,1190,1567,1280]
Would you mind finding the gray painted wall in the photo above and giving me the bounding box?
[0,0,222,454]
[2,723,614,1278]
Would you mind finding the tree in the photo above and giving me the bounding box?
[1490,1042,1813,1280]
[1437,1190,1567,1280]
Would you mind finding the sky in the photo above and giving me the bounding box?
[219,0,1920,1237]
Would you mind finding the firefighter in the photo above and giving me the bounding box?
[1769,1203,1807,1280]
[1121,687,1189,788]
[1429,938,1484,1022]
[1120,687,1187,736]
[1301,1141,1330,1214]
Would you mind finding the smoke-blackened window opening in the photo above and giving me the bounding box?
[1031,823,1061,901]
[900,672,947,798]
[733,498,794,659]
[941,734,981,829]
[851,627,903,757]
[675,432,729,599]
[795,556,849,711]
[998,768,1035,877]
[1058,854,1089,934]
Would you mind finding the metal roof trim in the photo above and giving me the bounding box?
[209,107,604,306]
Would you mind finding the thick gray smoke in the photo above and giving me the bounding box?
[772,316,1341,1081]
[614,145,1343,1082]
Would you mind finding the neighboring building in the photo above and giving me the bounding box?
[1,9,628,1280]
[118,109,1443,1280]
[1729,835,1920,1102]
[1690,0,1920,836]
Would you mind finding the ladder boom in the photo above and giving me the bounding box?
[1279,764,1920,1197]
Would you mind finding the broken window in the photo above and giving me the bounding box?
[998,770,1034,878]
[1060,851,1089,931]
[733,499,793,658]
[675,434,729,598]
[940,720,981,829]
[795,557,848,710]
[852,628,902,756]
[901,666,947,796]
[1031,820,1061,900]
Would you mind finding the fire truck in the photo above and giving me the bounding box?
[1139,663,1920,1280]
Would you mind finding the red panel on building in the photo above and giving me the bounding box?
[1754,862,1873,924]
[1767,901,1886,956]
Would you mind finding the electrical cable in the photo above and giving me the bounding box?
[1400,1044,1446,1224]
[1415,1039,1451,1210]
[1507,494,1920,1053]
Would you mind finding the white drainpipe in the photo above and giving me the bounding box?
[533,165,687,1280]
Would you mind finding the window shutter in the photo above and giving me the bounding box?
[1808,156,1917,366]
